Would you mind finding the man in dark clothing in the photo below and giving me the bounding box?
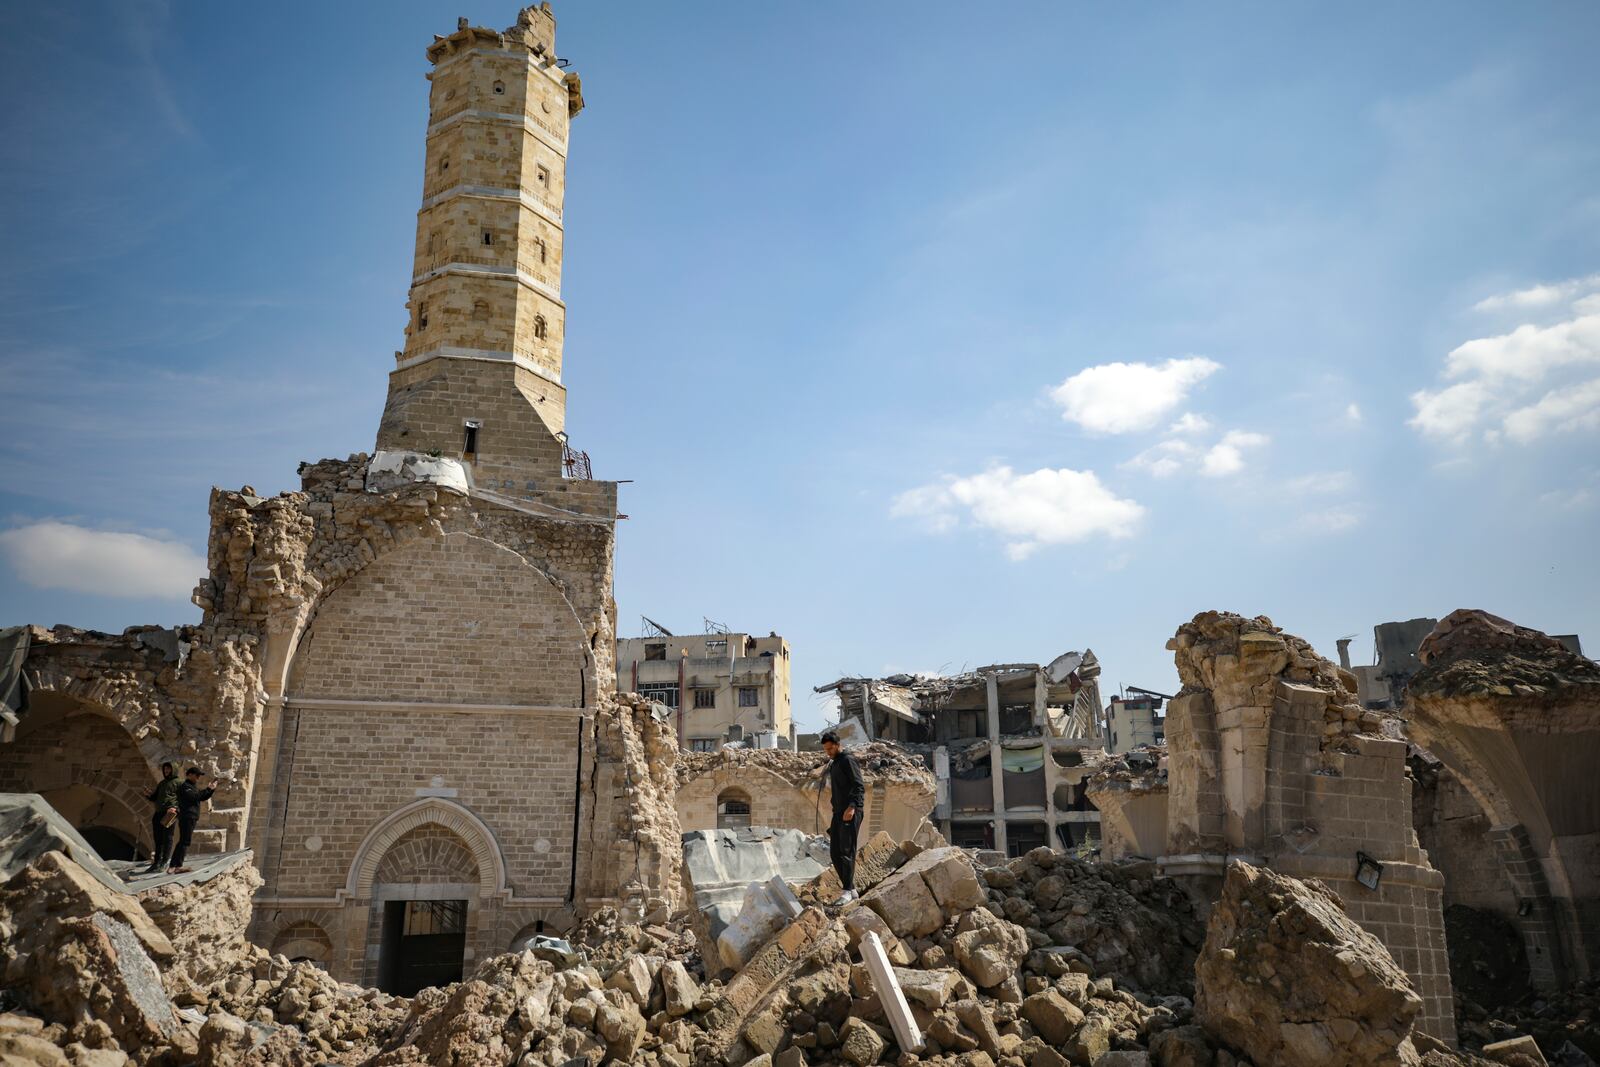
[145,762,180,874]
[169,767,216,872]
[821,731,865,903]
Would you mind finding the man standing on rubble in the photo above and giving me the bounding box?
[144,761,180,874]
[168,766,216,873]
[821,730,865,904]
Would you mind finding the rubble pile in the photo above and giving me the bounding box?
[675,743,935,792]
[1455,979,1600,1065]
[976,850,1202,996]
[1195,862,1423,1067]
[1411,609,1600,701]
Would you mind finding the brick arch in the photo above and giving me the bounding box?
[68,767,156,852]
[271,919,333,963]
[284,531,590,707]
[11,683,168,771]
[347,798,505,899]
[375,825,480,885]
[0,696,160,852]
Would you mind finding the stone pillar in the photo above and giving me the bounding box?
[986,673,1006,855]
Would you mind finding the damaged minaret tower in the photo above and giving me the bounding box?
[3,3,682,996]
[377,4,584,492]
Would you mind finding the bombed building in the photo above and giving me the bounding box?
[0,4,679,996]
[817,653,1108,855]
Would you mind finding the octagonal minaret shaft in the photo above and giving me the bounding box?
[377,4,584,488]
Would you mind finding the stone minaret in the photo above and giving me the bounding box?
[376,4,584,491]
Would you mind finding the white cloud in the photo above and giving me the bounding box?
[0,521,203,599]
[1050,357,1220,434]
[1200,430,1269,477]
[1502,378,1600,443]
[1169,412,1213,435]
[1125,440,1198,478]
[1124,428,1268,479]
[1473,274,1600,313]
[1444,314,1600,382]
[891,465,1143,560]
[1345,403,1363,423]
[1412,274,1600,448]
[1409,380,1492,442]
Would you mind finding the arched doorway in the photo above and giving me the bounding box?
[347,798,506,996]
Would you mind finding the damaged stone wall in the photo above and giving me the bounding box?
[675,742,936,841]
[1405,608,1600,989]
[3,449,685,989]
[6,620,265,855]
[574,694,684,923]
[1161,610,1457,1043]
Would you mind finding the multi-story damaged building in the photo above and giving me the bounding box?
[817,651,1106,856]
[0,5,684,996]
[616,628,793,751]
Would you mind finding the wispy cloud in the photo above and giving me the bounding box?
[1285,471,1356,495]
[1050,357,1220,434]
[1411,274,1600,446]
[1474,274,1600,313]
[1126,427,1269,479]
[0,521,203,599]
[891,465,1143,560]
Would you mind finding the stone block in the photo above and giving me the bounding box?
[1482,1035,1548,1067]
[864,868,943,939]
[838,1017,887,1065]
[1020,989,1084,1046]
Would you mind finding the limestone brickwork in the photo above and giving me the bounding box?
[674,744,936,843]
[1158,611,1457,1044]
[0,4,682,993]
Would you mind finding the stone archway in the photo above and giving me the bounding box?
[271,920,334,965]
[348,799,507,993]
[0,692,158,858]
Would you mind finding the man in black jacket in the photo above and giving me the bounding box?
[144,762,180,874]
[168,767,216,873]
[821,731,865,903]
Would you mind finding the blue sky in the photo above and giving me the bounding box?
[2,2,1597,730]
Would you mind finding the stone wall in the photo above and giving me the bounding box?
[1159,611,1456,1043]
[1405,608,1600,988]
[674,744,937,843]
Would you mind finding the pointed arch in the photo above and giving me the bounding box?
[347,797,506,899]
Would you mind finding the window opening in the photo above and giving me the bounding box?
[463,421,480,457]
[738,687,760,708]
[533,314,547,340]
[693,689,716,710]
[636,682,679,709]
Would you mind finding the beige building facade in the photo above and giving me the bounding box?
[0,5,690,998]
[617,631,793,751]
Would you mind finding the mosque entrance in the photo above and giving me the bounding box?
[377,899,467,996]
